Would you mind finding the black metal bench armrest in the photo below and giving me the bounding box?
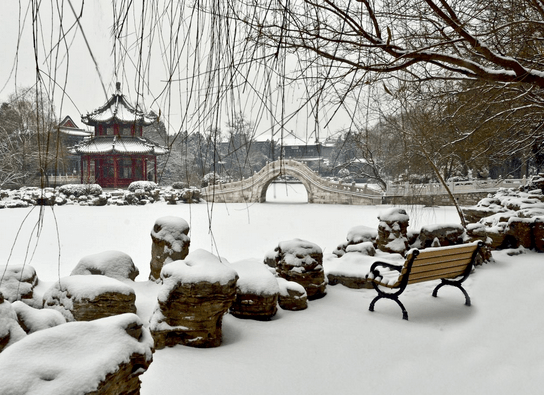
[367,261,403,280]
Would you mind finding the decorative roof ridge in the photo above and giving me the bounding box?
[81,82,157,126]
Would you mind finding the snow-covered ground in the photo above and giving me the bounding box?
[1,183,543,394]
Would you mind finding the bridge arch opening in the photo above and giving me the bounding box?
[262,175,310,203]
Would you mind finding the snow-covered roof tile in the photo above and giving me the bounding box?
[70,136,168,156]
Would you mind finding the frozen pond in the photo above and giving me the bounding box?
[265,182,309,203]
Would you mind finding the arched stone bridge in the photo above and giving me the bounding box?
[200,159,383,205]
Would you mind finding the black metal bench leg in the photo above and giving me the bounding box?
[396,299,409,320]
[432,282,445,298]
[369,295,381,312]
[459,286,471,306]
[369,295,409,320]
[432,282,471,306]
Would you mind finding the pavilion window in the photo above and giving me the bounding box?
[135,159,143,180]
[121,158,133,178]
[120,126,131,136]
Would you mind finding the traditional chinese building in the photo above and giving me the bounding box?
[57,115,92,177]
[71,83,167,188]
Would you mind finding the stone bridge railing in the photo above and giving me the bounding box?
[384,177,527,196]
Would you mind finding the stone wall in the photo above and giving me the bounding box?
[382,192,490,206]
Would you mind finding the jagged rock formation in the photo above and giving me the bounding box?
[376,208,409,254]
[149,216,190,282]
[149,249,238,349]
[274,239,326,300]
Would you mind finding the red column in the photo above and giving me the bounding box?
[154,157,157,183]
[143,158,147,181]
[80,156,84,184]
[113,156,119,188]
[87,157,91,184]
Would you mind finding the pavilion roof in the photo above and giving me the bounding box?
[81,83,157,126]
[70,136,168,156]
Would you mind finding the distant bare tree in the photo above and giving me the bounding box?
[0,88,60,188]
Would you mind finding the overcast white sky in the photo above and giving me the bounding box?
[0,1,368,142]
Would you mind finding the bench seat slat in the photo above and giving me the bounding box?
[409,256,473,274]
[414,244,477,259]
[407,266,467,283]
[413,250,474,263]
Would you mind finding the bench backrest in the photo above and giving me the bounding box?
[400,242,481,285]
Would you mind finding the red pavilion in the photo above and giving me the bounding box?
[71,83,167,188]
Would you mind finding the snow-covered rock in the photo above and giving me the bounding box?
[42,275,137,322]
[275,238,326,300]
[333,225,377,257]
[0,313,153,395]
[149,249,238,348]
[376,208,409,254]
[11,301,66,334]
[149,216,191,282]
[0,265,39,303]
[71,250,140,281]
[0,293,27,352]
[228,258,279,320]
[418,223,465,248]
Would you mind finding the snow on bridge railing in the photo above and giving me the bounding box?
[384,177,527,196]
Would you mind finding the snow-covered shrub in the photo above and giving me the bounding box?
[201,172,228,187]
[127,180,158,192]
[58,184,102,197]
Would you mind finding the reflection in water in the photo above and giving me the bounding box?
[265,182,308,203]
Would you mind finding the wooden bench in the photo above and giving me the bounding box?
[365,241,483,320]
